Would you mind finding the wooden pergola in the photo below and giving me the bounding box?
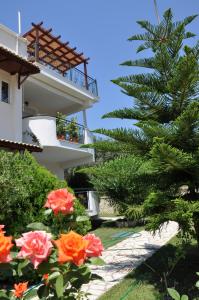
[23,22,90,87]
[0,45,40,89]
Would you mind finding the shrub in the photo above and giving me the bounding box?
[0,150,91,236]
[82,155,150,215]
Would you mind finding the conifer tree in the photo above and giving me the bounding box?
[84,10,199,243]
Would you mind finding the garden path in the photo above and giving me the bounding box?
[81,221,179,300]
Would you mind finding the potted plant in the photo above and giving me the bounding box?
[56,112,67,140]
[66,117,79,142]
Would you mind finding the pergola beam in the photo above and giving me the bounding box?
[23,22,89,73]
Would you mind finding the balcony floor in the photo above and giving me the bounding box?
[34,144,94,168]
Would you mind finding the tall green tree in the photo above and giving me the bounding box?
[83,9,199,243]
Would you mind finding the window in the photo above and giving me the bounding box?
[1,81,9,103]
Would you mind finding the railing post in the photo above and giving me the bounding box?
[94,79,98,97]
[35,28,39,62]
[69,64,73,81]
[84,61,89,90]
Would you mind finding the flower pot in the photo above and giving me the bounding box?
[57,135,65,140]
[69,136,78,143]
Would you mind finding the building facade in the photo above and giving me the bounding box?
[0,22,99,216]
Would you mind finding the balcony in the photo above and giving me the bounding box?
[23,115,93,145]
[22,116,94,168]
[23,22,98,98]
[36,59,98,97]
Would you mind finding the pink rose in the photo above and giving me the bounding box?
[84,234,104,257]
[15,231,53,269]
[44,188,75,215]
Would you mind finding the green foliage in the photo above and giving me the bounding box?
[56,112,67,137]
[81,155,150,216]
[167,288,188,300]
[66,117,79,140]
[0,150,90,236]
[82,9,199,241]
[167,272,199,300]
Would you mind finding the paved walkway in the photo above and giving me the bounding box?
[82,221,179,300]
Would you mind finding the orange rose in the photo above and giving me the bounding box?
[13,282,28,298]
[54,231,89,266]
[0,232,13,263]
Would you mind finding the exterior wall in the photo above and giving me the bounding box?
[99,196,117,216]
[0,70,22,141]
[0,24,28,57]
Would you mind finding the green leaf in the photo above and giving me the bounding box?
[17,259,29,276]
[76,216,89,222]
[55,274,64,298]
[195,280,199,288]
[89,257,106,266]
[37,261,57,275]
[27,222,51,232]
[181,295,189,300]
[167,288,181,300]
[48,271,61,281]
[43,209,52,216]
[0,291,9,299]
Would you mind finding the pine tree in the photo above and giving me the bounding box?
[84,9,199,243]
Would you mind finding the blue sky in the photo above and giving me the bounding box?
[1,0,199,130]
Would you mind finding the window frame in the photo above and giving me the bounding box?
[1,80,10,104]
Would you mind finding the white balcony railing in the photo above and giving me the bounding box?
[22,116,93,147]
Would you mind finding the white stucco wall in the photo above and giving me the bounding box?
[0,24,28,57]
[0,70,22,141]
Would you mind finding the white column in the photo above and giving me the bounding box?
[82,109,93,144]
[82,109,88,128]
[11,75,23,142]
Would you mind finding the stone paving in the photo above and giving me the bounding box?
[82,221,179,300]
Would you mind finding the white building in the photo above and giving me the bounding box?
[0,22,99,216]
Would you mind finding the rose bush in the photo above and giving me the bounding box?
[0,188,104,300]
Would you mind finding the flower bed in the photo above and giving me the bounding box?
[0,188,104,299]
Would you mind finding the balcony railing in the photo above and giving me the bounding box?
[64,67,98,97]
[22,115,93,146]
[57,118,85,144]
[27,52,98,97]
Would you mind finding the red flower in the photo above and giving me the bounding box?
[13,282,28,298]
[42,273,49,280]
[44,188,75,215]
[84,234,104,257]
[54,231,89,266]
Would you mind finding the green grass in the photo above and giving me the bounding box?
[91,222,144,249]
[98,236,199,300]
